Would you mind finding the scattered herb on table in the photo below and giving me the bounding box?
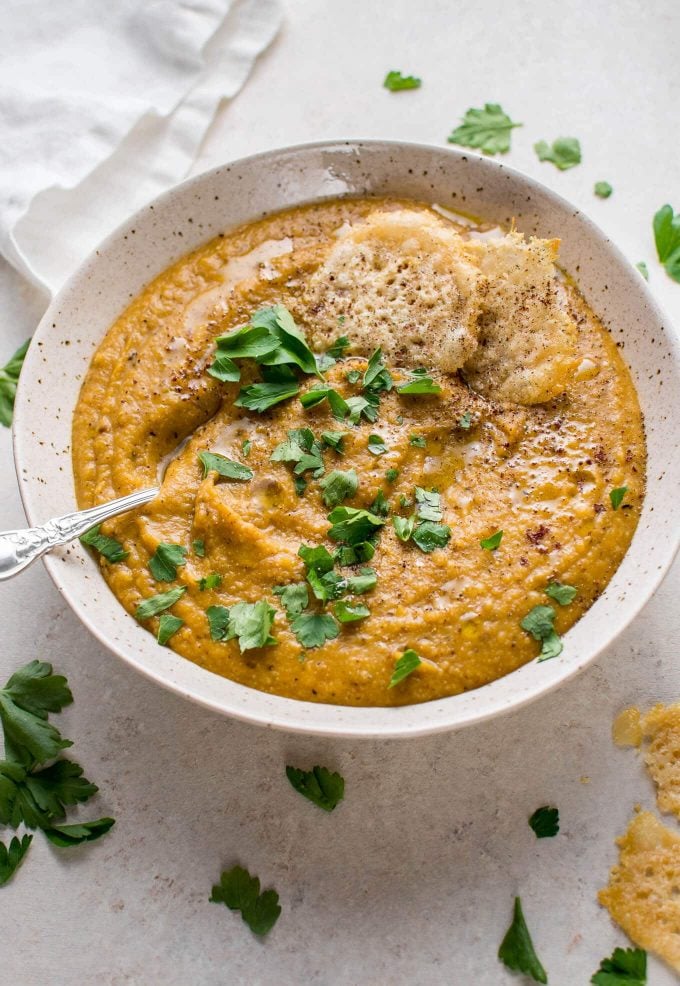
[157,613,184,645]
[43,817,116,848]
[0,834,32,886]
[480,530,503,551]
[653,204,680,283]
[149,542,188,582]
[285,765,345,811]
[80,524,128,563]
[388,649,422,688]
[534,137,582,170]
[544,581,577,606]
[448,103,521,155]
[136,586,186,622]
[198,451,253,481]
[498,897,548,983]
[383,70,421,92]
[590,946,647,985]
[610,486,628,510]
[635,261,649,281]
[528,805,560,839]
[210,865,281,936]
[521,605,563,661]
[0,338,30,427]
[594,181,613,198]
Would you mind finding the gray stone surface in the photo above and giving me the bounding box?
[2,0,679,982]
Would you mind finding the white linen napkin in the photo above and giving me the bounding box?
[0,0,282,295]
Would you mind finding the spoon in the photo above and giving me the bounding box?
[0,487,159,581]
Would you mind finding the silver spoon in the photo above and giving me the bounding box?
[0,487,159,581]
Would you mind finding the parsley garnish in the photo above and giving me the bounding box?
[363,348,393,393]
[388,649,422,688]
[590,946,647,985]
[43,817,116,848]
[148,542,187,582]
[0,834,32,885]
[528,805,560,839]
[198,451,253,481]
[480,530,503,551]
[412,521,451,553]
[207,353,240,382]
[595,181,613,198]
[383,70,421,91]
[520,605,562,661]
[334,601,370,623]
[458,411,473,430]
[610,486,628,510]
[216,304,320,376]
[136,586,186,622]
[385,468,399,483]
[199,573,222,591]
[234,380,300,412]
[498,897,547,983]
[396,369,441,395]
[635,261,649,280]
[319,469,358,508]
[393,515,416,541]
[299,544,335,576]
[206,601,277,651]
[409,433,426,448]
[299,385,349,420]
[0,758,97,829]
[286,765,345,811]
[0,660,73,765]
[192,539,206,557]
[271,428,325,479]
[327,506,386,545]
[346,369,361,384]
[157,613,184,645]
[80,524,128,563]
[321,431,347,452]
[393,489,450,552]
[534,137,582,170]
[346,394,379,424]
[273,583,309,617]
[367,434,388,456]
[0,339,30,427]
[210,865,281,936]
[448,103,521,155]
[370,489,389,518]
[653,204,680,282]
[544,581,576,605]
[242,439,252,457]
[415,487,442,522]
[206,605,230,641]
[327,335,350,358]
[289,613,339,648]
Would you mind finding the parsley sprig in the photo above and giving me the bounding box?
[0,338,30,427]
[653,204,680,283]
[286,765,345,811]
[521,605,562,661]
[590,946,647,985]
[448,103,521,155]
[210,865,281,936]
[498,897,548,983]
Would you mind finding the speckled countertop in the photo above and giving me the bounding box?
[2,1,680,982]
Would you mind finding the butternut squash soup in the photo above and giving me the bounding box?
[72,198,645,706]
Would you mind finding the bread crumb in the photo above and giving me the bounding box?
[640,703,680,820]
[612,706,643,748]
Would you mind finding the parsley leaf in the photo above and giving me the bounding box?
[327,335,350,358]
[207,353,240,382]
[595,181,613,199]
[299,544,335,576]
[448,103,521,155]
[135,586,186,622]
[591,946,647,985]
[635,261,649,281]
[321,431,347,452]
[333,600,370,623]
[393,514,416,541]
[242,439,252,457]
[80,524,128,563]
[367,434,388,456]
[254,305,321,377]
[210,865,281,936]
[217,601,277,652]
[43,817,115,848]
[319,469,358,508]
[415,487,442,522]
[383,70,421,91]
[396,369,441,395]
[300,385,349,420]
[289,613,339,648]
[409,433,426,448]
[286,765,345,811]
[370,489,390,518]
[206,605,230,641]
[346,369,361,385]
[0,339,30,427]
[199,573,222,592]
[0,833,32,885]
[363,348,392,393]
[610,486,628,510]
[458,411,473,430]
[198,451,253,481]
[653,204,680,282]
[498,897,547,984]
[545,581,577,606]
[534,137,582,171]
[412,521,451,553]
[234,380,300,413]
[213,320,279,360]
[327,506,386,545]
[480,530,503,551]
[157,613,184,645]
[273,583,309,618]
[271,428,316,463]
[0,661,73,766]
[528,806,560,839]
[0,759,97,829]
[388,649,422,688]
[520,605,562,661]
[149,542,187,582]
[193,539,206,557]
[385,467,399,483]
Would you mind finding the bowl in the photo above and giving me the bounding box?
[13,140,680,737]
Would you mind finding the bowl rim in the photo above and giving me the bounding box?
[13,137,680,738]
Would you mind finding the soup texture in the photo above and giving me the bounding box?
[72,198,645,707]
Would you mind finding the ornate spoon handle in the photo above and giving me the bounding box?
[0,487,159,581]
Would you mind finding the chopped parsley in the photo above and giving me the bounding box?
[383,70,421,91]
[653,204,680,282]
[289,612,339,648]
[286,765,345,811]
[333,600,370,623]
[148,542,188,582]
[234,380,300,412]
[635,261,649,280]
[590,947,647,985]
[448,103,521,155]
[367,434,388,456]
[528,805,560,839]
[271,429,325,480]
[388,649,422,688]
[392,488,450,552]
[594,181,613,198]
[206,601,277,651]
[192,539,206,557]
[393,514,416,541]
[346,369,361,385]
[385,468,399,483]
[369,489,390,518]
[458,411,473,430]
[241,439,252,457]
[321,430,347,452]
[319,469,358,508]
[198,451,253,481]
[298,543,335,577]
[136,586,186,622]
[80,524,128,563]
[414,487,442,522]
[480,530,503,551]
[327,506,386,545]
[544,581,577,606]
[610,486,628,510]
[157,613,184,645]
[273,583,309,617]
[0,338,30,427]
[299,385,349,420]
[346,394,378,424]
[207,353,240,382]
[409,433,426,448]
[396,369,441,395]
[412,521,451,553]
[0,834,32,885]
[498,897,547,984]
[327,335,350,358]
[534,137,582,171]
[363,348,393,393]
[199,573,222,591]
[206,605,230,641]
[520,605,562,661]
[210,865,281,936]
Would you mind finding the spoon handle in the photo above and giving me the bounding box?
[0,487,159,581]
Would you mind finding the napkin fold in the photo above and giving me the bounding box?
[0,0,282,295]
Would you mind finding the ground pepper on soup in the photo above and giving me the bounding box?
[72,198,645,707]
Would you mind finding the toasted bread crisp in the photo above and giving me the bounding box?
[639,703,680,820]
[303,209,481,372]
[599,811,680,972]
[462,232,578,404]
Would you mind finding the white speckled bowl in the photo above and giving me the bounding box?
[13,140,680,737]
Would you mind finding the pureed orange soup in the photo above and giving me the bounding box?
[72,198,645,707]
